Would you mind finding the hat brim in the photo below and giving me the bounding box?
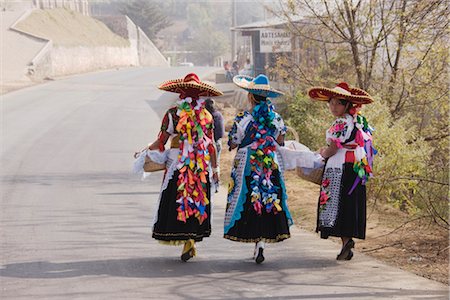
[158,79,223,97]
[308,86,373,104]
[233,75,284,98]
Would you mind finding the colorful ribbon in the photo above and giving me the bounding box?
[248,100,282,215]
[175,97,213,224]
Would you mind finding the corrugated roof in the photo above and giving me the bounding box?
[231,16,303,31]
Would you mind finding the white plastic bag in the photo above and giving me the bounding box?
[280,141,324,170]
[133,149,168,175]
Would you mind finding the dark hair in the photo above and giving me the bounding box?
[328,98,352,112]
[339,99,348,106]
[252,94,267,103]
[205,98,216,113]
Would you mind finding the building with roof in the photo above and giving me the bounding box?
[232,16,317,82]
[232,18,293,78]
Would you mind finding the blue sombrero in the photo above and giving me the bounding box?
[233,74,284,98]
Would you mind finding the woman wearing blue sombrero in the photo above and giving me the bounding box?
[224,74,293,264]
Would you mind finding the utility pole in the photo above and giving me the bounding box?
[231,0,236,62]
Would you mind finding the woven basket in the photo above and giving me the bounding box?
[296,166,324,185]
[285,126,299,142]
[143,155,165,172]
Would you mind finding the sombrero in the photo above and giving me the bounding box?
[233,74,284,98]
[158,73,223,97]
[308,82,373,105]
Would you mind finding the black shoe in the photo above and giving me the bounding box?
[345,250,354,260]
[255,247,265,264]
[336,239,355,261]
[181,250,193,262]
[181,246,196,262]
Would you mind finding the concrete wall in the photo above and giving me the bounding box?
[9,10,142,79]
[0,0,34,11]
[0,0,88,14]
[1,10,49,84]
[34,0,89,15]
[28,40,53,79]
[125,16,139,65]
[50,45,135,76]
[7,8,167,82]
[96,15,169,67]
[29,43,138,78]
[137,26,169,67]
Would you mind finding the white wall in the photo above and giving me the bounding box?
[137,26,169,67]
[34,0,89,15]
[94,15,169,67]
[0,0,34,11]
[50,46,135,75]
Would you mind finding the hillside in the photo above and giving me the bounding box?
[14,8,129,47]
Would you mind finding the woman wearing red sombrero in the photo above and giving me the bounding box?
[224,74,293,264]
[148,73,222,262]
[308,82,376,260]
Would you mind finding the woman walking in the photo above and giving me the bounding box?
[148,73,222,262]
[308,82,375,260]
[224,74,292,264]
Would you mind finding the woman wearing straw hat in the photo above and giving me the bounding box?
[148,73,222,262]
[224,74,293,264]
[308,82,376,260]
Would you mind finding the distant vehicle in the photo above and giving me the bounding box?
[178,62,194,67]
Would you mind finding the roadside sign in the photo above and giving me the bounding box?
[260,29,291,53]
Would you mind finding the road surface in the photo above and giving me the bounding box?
[1,67,448,299]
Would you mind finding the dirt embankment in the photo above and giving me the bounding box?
[216,100,448,285]
[14,8,129,47]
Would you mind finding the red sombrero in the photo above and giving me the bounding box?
[308,82,373,105]
[158,73,223,97]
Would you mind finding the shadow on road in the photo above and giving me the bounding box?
[0,257,447,299]
[0,256,332,279]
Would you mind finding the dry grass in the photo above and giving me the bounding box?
[216,102,449,285]
[15,8,129,47]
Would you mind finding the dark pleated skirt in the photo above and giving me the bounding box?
[152,170,211,242]
[316,162,366,239]
[224,170,291,243]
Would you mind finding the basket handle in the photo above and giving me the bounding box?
[285,126,299,142]
[134,145,149,159]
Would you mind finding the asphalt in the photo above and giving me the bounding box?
[0,67,448,300]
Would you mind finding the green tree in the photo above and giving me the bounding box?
[118,0,172,39]
[275,0,448,226]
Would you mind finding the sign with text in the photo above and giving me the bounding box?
[259,29,292,53]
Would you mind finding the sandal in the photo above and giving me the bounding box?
[181,239,196,262]
[336,239,355,261]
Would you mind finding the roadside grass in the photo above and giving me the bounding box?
[216,101,448,285]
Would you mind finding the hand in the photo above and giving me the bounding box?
[319,147,328,158]
[212,172,219,184]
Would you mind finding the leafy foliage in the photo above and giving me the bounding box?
[276,0,449,227]
[118,0,172,39]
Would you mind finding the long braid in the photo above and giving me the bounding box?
[248,96,282,215]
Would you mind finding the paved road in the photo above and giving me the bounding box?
[0,67,448,299]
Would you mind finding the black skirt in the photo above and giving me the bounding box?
[224,170,291,243]
[152,170,211,242]
[316,162,366,239]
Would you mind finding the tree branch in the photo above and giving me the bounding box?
[388,177,449,186]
